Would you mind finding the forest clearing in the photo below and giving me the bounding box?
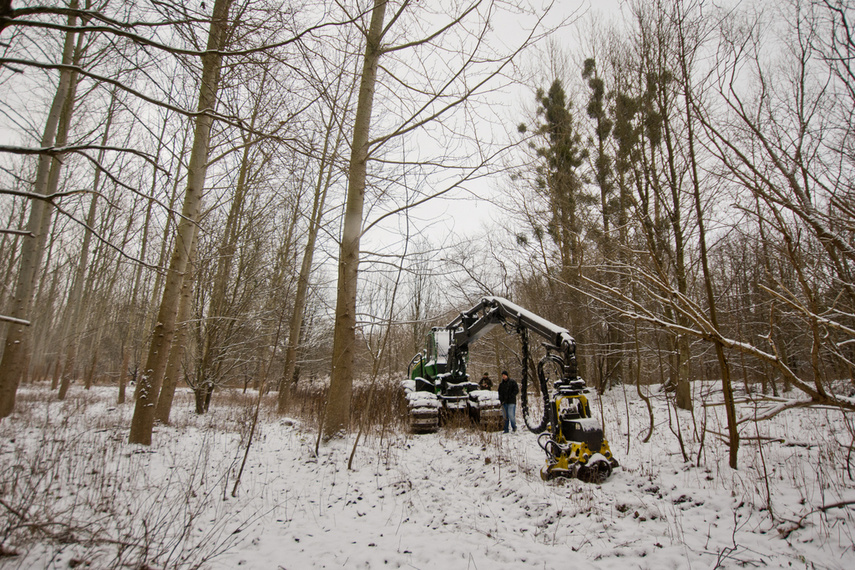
[0,382,852,569]
[2,0,855,567]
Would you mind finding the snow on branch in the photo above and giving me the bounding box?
[0,228,33,237]
[559,269,855,413]
[0,314,30,326]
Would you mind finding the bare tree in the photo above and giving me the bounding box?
[323,0,388,440]
[560,0,855,423]
[129,0,235,445]
[0,1,81,417]
[277,70,354,413]
[695,0,855,407]
[322,0,557,440]
[194,65,274,413]
[57,87,118,400]
[674,0,738,467]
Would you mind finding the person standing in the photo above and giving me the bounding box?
[479,372,493,390]
[497,370,518,433]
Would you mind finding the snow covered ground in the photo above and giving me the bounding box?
[1,383,853,569]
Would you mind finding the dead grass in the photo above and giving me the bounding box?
[0,386,279,568]
[0,379,463,567]
[3,378,853,568]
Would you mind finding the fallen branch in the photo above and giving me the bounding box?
[778,500,855,539]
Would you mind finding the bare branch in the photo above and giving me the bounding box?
[4,11,360,59]
[0,228,33,237]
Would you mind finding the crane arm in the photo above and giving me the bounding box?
[445,296,578,378]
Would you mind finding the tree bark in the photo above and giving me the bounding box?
[0,1,79,417]
[322,0,387,441]
[278,109,344,413]
[129,0,233,445]
[155,234,198,424]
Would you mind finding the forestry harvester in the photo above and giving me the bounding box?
[402,296,619,482]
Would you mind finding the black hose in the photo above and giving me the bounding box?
[521,337,552,433]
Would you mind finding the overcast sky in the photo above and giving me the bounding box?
[416,0,629,243]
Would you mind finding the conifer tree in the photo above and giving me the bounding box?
[529,79,589,284]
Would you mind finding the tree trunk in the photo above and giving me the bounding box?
[58,88,115,400]
[278,110,343,413]
[322,0,387,441]
[197,76,264,403]
[0,204,27,321]
[676,9,737,465]
[129,0,234,445]
[660,82,693,412]
[133,124,191,402]
[0,2,79,417]
[84,345,99,389]
[50,357,61,390]
[155,236,197,424]
[117,345,129,404]
[125,115,188,403]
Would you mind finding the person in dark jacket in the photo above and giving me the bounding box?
[479,372,493,390]
[497,371,518,433]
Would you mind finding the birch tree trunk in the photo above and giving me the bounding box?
[0,1,79,417]
[322,0,387,441]
[129,0,234,445]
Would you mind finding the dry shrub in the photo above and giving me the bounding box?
[0,387,269,569]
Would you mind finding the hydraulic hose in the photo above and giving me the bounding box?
[521,331,552,433]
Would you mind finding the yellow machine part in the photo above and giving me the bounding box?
[542,391,619,480]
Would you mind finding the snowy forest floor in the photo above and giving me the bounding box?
[0,382,854,569]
